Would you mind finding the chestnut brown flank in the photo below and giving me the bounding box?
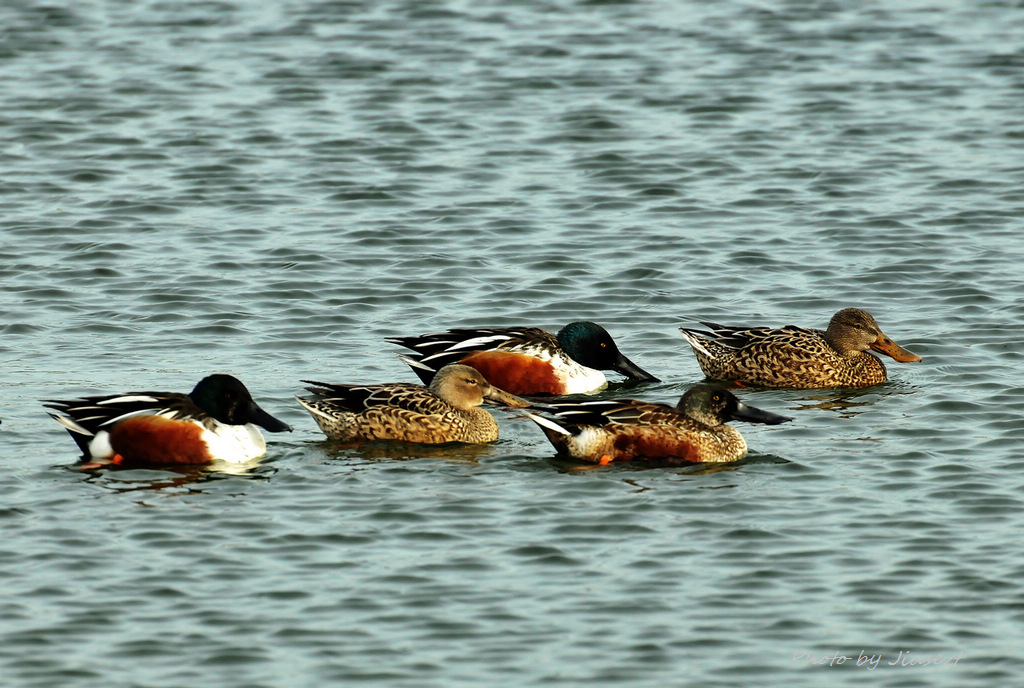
[109,415,213,465]
[612,431,699,462]
[460,351,561,395]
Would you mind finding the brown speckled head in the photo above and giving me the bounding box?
[826,308,922,362]
[429,364,531,410]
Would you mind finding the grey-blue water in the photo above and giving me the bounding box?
[2,1,1023,686]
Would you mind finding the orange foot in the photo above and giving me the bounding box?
[79,454,126,471]
[598,455,614,466]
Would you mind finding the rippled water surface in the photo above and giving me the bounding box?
[2,1,1024,686]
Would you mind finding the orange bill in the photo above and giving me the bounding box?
[871,333,922,363]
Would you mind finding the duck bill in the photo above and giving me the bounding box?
[613,354,660,383]
[871,334,922,363]
[731,400,792,426]
[484,386,533,409]
[247,402,293,432]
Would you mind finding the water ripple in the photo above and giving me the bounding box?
[1,1,1022,686]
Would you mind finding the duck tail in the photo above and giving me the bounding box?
[523,411,572,437]
[396,354,436,384]
[678,327,715,359]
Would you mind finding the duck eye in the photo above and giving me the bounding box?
[712,395,721,402]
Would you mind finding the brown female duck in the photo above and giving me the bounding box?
[296,364,529,444]
[679,308,921,389]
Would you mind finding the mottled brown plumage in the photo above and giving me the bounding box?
[679,308,922,389]
[295,364,529,444]
[525,383,791,464]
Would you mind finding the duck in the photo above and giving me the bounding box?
[296,363,531,444]
[525,383,791,465]
[44,374,292,467]
[678,308,922,389]
[386,321,659,396]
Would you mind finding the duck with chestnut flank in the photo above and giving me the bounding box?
[44,374,292,467]
[387,321,659,396]
[525,383,791,465]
